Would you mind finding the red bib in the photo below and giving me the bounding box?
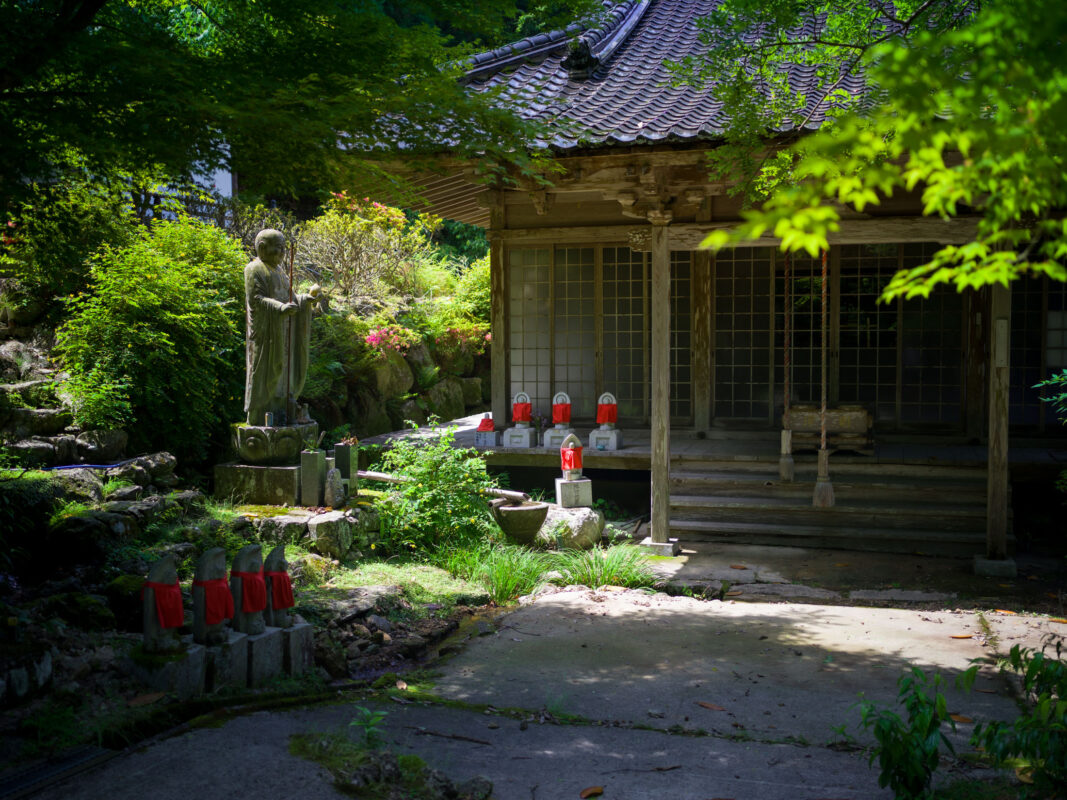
[512,402,532,423]
[596,404,618,424]
[231,570,267,614]
[192,577,234,625]
[265,571,295,610]
[476,416,495,432]
[561,447,583,471]
[552,403,571,424]
[143,580,184,629]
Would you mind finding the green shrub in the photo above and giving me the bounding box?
[972,638,1066,793]
[442,542,548,604]
[0,176,135,302]
[553,545,655,590]
[55,217,245,465]
[299,193,439,301]
[857,667,961,800]
[455,255,491,323]
[373,421,499,556]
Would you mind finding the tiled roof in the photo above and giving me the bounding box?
[464,0,865,151]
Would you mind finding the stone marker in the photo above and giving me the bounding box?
[229,544,267,635]
[301,448,326,506]
[324,467,345,508]
[142,554,184,653]
[192,547,233,646]
[264,544,294,629]
[263,544,313,676]
[192,549,247,692]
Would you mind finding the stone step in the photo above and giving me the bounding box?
[668,519,1001,558]
[668,495,986,531]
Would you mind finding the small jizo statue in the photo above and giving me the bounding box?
[143,554,184,653]
[229,544,268,636]
[264,544,296,629]
[192,547,234,646]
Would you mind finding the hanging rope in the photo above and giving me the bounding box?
[819,248,828,453]
[784,252,792,414]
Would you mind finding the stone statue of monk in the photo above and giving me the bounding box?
[244,229,320,425]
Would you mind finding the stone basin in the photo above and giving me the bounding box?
[492,501,549,546]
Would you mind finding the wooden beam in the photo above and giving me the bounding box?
[499,216,982,248]
[488,192,508,430]
[985,282,1011,561]
[691,203,712,432]
[650,219,672,545]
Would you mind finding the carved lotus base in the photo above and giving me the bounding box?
[232,422,318,465]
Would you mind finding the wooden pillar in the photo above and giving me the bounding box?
[649,216,673,547]
[488,192,508,428]
[985,282,1011,562]
[691,202,712,432]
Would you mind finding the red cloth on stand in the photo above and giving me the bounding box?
[596,404,618,425]
[265,571,295,610]
[512,402,532,423]
[231,570,267,613]
[192,577,234,625]
[143,580,184,629]
[476,416,495,432]
[561,446,583,471]
[551,403,571,424]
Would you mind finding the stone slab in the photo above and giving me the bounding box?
[126,644,206,700]
[206,631,248,692]
[974,556,1017,578]
[474,430,501,448]
[300,450,325,507]
[281,623,314,676]
[588,428,624,451]
[246,627,284,688]
[214,463,299,506]
[542,427,575,449]
[502,426,537,448]
[554,477,592,508]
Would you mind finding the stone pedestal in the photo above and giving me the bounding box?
[127,643,206,699]
[474,430,501,448]
[214,463,300,505]
[246,627,284,687]
[300,450,326,507]
[232,422,318,465]
[555,477,593,508]
[589,428,623,451]
[639,536,681,556]
[503,426,538,448]
[543,426,575,449]
[281,623,314,676]
[205,631,248,692]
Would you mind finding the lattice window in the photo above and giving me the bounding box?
[553,247,596,417]
[670,252,693,422]
[508,248,551,412]
[603,246,648,421]
[1011,276,1046,427]
[775,252,822,409]
[714,247,773,419]
[838,244,898,422]
[899,243,964,424]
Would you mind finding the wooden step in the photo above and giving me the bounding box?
[669,471,988,501]
[668,519,1004,558]
[668,495,985,531]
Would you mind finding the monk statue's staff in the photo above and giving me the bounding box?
[285,240,295,424]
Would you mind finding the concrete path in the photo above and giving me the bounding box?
[30,588,1059,800]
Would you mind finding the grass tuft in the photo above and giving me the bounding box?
[552,544,655,590]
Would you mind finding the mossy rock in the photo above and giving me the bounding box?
[105,574,145,632]
[36,592,116,631]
